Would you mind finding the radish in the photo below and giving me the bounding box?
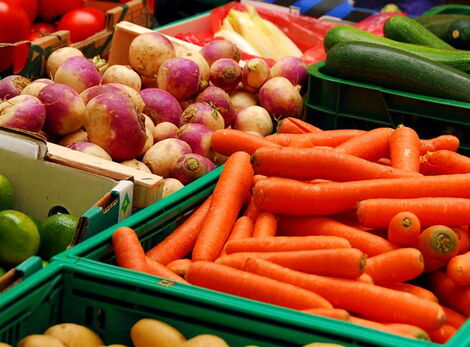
[129,32,176,78]
[196,86,235,127]
[46,47,84,79]
[242,58,271,93]
[142,138,192,177]
[170,153,216,184]
[153,122,178,142]
[157,58,201,101]
[176,123,213,158]
[84,92,147,161]
[120,159,151,173]
[0,75,31,100]
[180,102,224,132]
[38,83,86,136]
[271,56,308,87]
[139,88,182,126]
[229,91,258,113]
[201,39,240,66]
[210,58,241,91]
[0,95,45,132]
[102,65,142,91]
[161,178,184,198]
[258,77,303,119]
[181,50,210,84]
[233,105,273,136]
[54,56,101,93]
[21,78,53,97]
[68,142,112,160]
[59,129,88,147]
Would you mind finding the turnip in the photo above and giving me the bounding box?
[210,58,241,91]
[153,122,178,142]
[68,142,112,161]
[140,119,154,157]
[212,152,228,166]
[46,47,84,79]
[129,32,176,78]
[176,123,213,158]
[143,114,155,132]
[271,56,307,87]
[21,78,54,97]
[229,91,258,113]
[54,56,101,93]
[0,95,46,132]
[84,92,147,161]
[82,83,145,112]
[258,77,303,119]
[59,129,88,147]
[196,86,235,127]
[0,75,31,100]
[120,159,151,173]
[161,178,184,198]
[38,83,86,136]
[180,102,224,132]
[142,138,192,177]
[141,75,158,89]
[234,106,273,136]
[170,153,216,185]
[102,65,141,91]
[201,39,240,66]
[181,50,210,84]
[139,88,182,126]
[157,58,201,101]
[242,58,271,93]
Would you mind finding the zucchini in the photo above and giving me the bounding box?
[415,14,470,39]
[323,41,470,103]
[448,18,470,50]
[384,16,455,50]
[324,25,470,72]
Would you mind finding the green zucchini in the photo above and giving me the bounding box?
[448,18,470,50]
[324,25,470,72]
[384,16,455,50]
[415,14,470,39]
[323,41,470,103]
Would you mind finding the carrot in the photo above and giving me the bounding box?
[242,197,260,221]
[252,173,470,216]
[278,216,396,257]
[376,158,392,166]
[112,227,148,273]
[253,174,267,185]
[349,316,417,339]
[224,235,351,254]
[447,251,470,286]
[356,273,374,284]
[146,257,188,283]
[364,248,424,285]
[252,212,277,238]
[390,126,421,172]
[217,216,254,258]
[441,305,467,329]
[265,129,365,147]
[166,259,193,279]
[428,270,470,316]
[335,127,393,162]
[384,283,438,303]
[277,117,322,134]
[146,196,212,265]
[210,129,279,156]
[420,150,470,175]
[419,135,460,155]
[416,225,459,272]
[387,211,421,247]
[186,261,332,310]
[427,324,457,344]
[251,147,420,182]
[386,323,430,341]
[455,226,470,254]
[302,308,351,321]
[193,152,254,261]
[243,258,446,331]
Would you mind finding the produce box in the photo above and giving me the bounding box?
[423,4,470,16]
[305,61,470,154]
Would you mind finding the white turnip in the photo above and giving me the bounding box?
[143,138,192,177]
[152,122,178,142]
[59,129,88,147]
[181,50,210,84]
[229,91,258,113]
[233,106,273,136]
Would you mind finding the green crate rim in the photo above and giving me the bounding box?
[423,5,470,16]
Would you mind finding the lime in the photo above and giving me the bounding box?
[0,210,40,266]
[0,174,14,212]
[38,214,79,260]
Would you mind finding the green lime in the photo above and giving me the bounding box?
[0,175,14,212]
[38,214,79,260]
[0,210,40,266]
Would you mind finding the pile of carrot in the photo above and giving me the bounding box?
[112,118,470,345]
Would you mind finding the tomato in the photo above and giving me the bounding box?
[6,0,37,23]
[37,0,83,21]
[57,7,105,43]
[0,1,30,43]
[31,22,56,34]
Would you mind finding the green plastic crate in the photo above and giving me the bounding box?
[423,5,470,16]
[305,61,470,154]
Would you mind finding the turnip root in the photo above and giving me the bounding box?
[129,32,176,78]
[242,58,271,93]
[102,65,141,91]
[143,138,192,177]
[106,83,145,112]
[152,122,178,142]
[120,159,151,173]
[46,47,84,79]
[141,75,158,89]
[54,56,101,93]
[210,58,241,91]
[180,102,224,132]
[176,123,213,158]
[139,88,182,126]
[80,84,122,105]
[0,75,31,100]
[0,95,46,132]
[59,129,88,147]
[21,78,53,97]
[181,50,210,84]
[68,142,112,160]
[170,153,216,184]
[38,83,86,136]
[271,56,307,87]
[157,58,201,101]
[212,152,228,166]
[201,39,240,66]
[140,120,154,157]
[229,91,258,113]
[258,77,303,119]
[234,106,273,136]
[85,92,147,161]
[161,178,184,198]
[196,86,235,127]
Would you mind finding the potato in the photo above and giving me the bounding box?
[130,319,185,347]
[44,323,103,347]
[179,334,229,347]
[17,334,65,347]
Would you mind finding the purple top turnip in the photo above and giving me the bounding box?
[210,58,241,91]
[68,142,112,161]
[59,129,88,147]
[258,77,303,119]
[233,105,273,136]
[46,47,84,79]
[105,83,145,112]
[0,75,31,100]
[180,102,224,132]
[54,56,102,93]
[176,123,213,158]
[170,153,216,185]
[229,91,258,113]
[102,65,142,91]
[242,58,271,93]
[120,159,151,173]
[196,86,235,127]
[0,95,46,132]
[181,50,210,84]
[80,84,123,105]
[271,57,308,88]
[157,58,201,101]
[139,88,182,126]
[21,79,54,97]
[152,122,178,142]
[143,138,192,177]
[201,39,241,66]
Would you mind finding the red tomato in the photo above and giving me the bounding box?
[0,1,30,43]
[57,7,105,43]
[28,32,44,41]
[37,0,83,21]
[6,0,37,23]
[30,22,56,34]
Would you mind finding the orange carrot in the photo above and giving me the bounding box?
[376,158,392,166]
[253,174,267,185]
[427,324,457,344]
[356,273,374,284]
[252,212,277,238]
[386,323,430,341]
[416,225,459,272]
[251,147,420,182]
[358,197,470,229]
[349,316,418,339]
[447,251,470,286]
[252,173,470,216]
[428,270,470,316]
[242,197,261,221]
[387,211,421,247]
[455,226,470,254]
[335,127,393,162]
[265,129,365,147]
[302,308,351,321]
[277,117,322,134]
[419,135,460,155]
[278,216,396,257]
[365,248,424,285]
[384,283,438,303]
[242,258,446,331]
[210,129,279,156]
[193,152,254,261]
[186,261,332,310]
[224,235,351,254]
[166,259,193,279]
[146,196,212,265]
[390,126,421,172]
[441,305,467,329]
[112,227,148,273]
[420,150,470,175]
[146,257,188,283]
[217,216,254,258]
